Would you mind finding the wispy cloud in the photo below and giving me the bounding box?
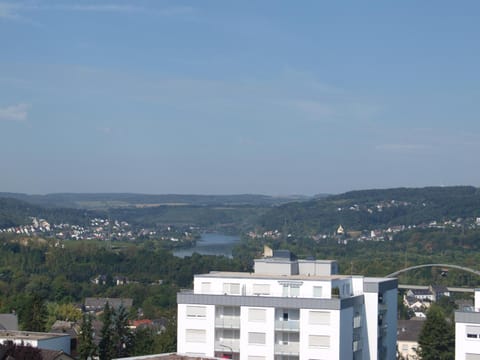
[0,1,194,20]
[53,3,145,13]
[0,103,30,122]
[0,2,23,20]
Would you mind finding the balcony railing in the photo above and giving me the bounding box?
[215,316,241,328]
[215,340,240,353]
[274,342,300,354]
[275,320,300,331]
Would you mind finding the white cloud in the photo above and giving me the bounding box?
[0,103,30,121]
[0,2,21,19]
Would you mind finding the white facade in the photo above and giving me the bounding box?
[455,289,480,360]
[177,253,397,360]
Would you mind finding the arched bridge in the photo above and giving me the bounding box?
[386,263,480,278]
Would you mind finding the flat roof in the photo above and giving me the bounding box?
[195,271,352,281]
[0,330,70,341]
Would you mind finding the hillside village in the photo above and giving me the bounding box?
[0,217,198,245]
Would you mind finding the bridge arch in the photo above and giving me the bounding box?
[386,263,480,278]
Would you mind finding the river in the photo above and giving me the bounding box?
[172,232,240,258]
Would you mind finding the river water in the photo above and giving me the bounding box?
[172,232,240,258]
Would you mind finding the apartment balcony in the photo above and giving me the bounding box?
[275,320,300,332]
[274,342,300,355]
[353,340,362,352]
[215,340,240,353]
[215,316,241,328]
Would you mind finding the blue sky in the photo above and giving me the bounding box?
[1,1,480,195]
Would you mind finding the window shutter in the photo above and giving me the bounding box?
[253,284,270,295]
[186,306,206,318]
[309,335,330,348]
[248,332,266,345]
[248,308,266,322]
[313,286,323,298]
[186,329,206,343]
[309,311,330,325]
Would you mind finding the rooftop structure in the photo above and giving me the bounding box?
[455,288,480,360]
[177,251,397,360]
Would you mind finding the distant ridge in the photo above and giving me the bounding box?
[257,185,480,234]
[0,192,310,210]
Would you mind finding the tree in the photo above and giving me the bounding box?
[112,305,133,358]
[0,341,43,360]
[18,293,47,332]
[417,305,454,360]
[78,313,96,360]
[98,303,115,360]
[132,327,156,356]
[154,316,177,353]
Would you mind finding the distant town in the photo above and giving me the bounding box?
[0,217,198,245]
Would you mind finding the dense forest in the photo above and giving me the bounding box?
[257,186,480,235]
[0,197,97,228]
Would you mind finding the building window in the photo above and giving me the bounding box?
[201,282,211,293]
[248,308,266,322]
[467,326,480,339]
[248,332,266,345]
[309,311,330,325]
[223,283,241,295]
[186,329,206,343]
[313,286,323,298]
[308,335,330,348]
[186,306,206,318]
[281,283,301,297]
[253,284,270,295]
[353,313,361,328]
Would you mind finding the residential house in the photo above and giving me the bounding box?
[397,319,423,359]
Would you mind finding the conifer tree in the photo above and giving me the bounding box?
[417,305,454,360]
[78,313,96,360]
[98,303,115,360]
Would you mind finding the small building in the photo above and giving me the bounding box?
[84,297,133,312]
[429,285,450,301]
[406,289,435,302]
[397,319,423,359]
[0,330,71,354]
[40,348,75,360]
[0,314,18,331]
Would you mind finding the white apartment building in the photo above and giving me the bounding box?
[177,250,397,360]
[455,289,480,360]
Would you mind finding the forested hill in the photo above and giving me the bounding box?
[0,192,308,209]
[257,186,480,235]
[0,197,96,228]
